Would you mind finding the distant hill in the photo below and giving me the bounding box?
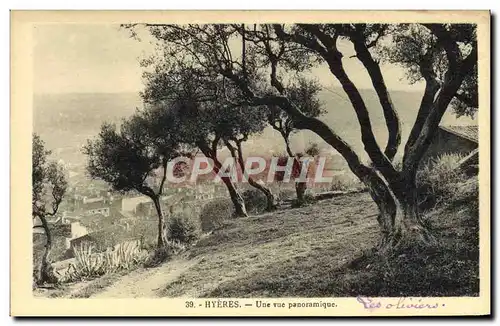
[33,89,477,171]
[34,92,143,166]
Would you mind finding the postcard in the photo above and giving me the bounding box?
[10,10,490,317]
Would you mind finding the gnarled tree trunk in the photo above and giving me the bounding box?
[220,175,248,217]
[152,196,168,248]
[228,140,277,212]
[37,215,55,285]
[197,140,248,218]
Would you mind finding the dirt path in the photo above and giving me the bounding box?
[90,257,202,298]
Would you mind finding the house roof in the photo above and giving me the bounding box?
[81,200,109,211]
[440,125,478,143]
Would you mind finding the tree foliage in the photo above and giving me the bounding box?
[127,22,478,248]
[32,134,67,219]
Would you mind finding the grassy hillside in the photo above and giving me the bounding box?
[155,193,478,298]
[38,190,478,299]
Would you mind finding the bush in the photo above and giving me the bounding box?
[291,192,317,208]
[274,186,296,203]
[143,246,172,268]
[305,142,320,157]
[199,198,233,232]
[242,188,267,214]
[168,215,200,245]
[330,174,364,192]
[417,153,478,209]
[60,241,148,283]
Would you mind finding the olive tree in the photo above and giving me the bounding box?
[141,60,278,216]
[83,109,187,248]
[32,134,67,285]
[127,23,477,250]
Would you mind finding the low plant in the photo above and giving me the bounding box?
[168,215,200,245]
[329,174,364,192]
[199,198,233,232]
[291,192,317,208]
[59,241,148,283]
[242,188,268,214]
[417,153,477,209]
[143,246,172,268]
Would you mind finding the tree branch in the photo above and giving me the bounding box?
[349,25,402,161]
[292,25,399,183]
[157,160,168,196]
[403,44,477,175]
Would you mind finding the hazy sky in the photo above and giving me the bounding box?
[33,24,425,95]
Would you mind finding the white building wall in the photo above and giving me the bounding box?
[70,222,88,239]
[121,195,152,212]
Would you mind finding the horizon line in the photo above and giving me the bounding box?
[33,87,424,97]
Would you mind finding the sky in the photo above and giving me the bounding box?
[33,24,426,95]
[33,24,155,94]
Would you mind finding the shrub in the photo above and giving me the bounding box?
[305,142,320,157]
[274,186,296,203]
[168,215,200,245]
[242,188,267,214]
[291,192,317,208]
[60,241,148,283]
[417,153,478,209]
[144,246,171,268]
[199,198,233,232]
[330,174,364,192]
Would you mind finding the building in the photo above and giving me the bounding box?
[73,196,111,217]
[121,195,153,213]
[422,125,478,165]
[64,221,89,250]
[68,224,139,254]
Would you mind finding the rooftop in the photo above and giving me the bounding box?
[440,125,478,143]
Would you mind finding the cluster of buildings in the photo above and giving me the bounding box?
[33,180,229,261]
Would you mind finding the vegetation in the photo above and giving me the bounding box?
[126,23,477,251]
[329,174,365,192]
[168,215,200,245]
[417,153,476,206]
[199,198,233,232]
[32,134,68,285]
[242,188,268,214]
[159,192,478,298]
[33,23,480,297]
[59,241,149,283]
[83,112,191,248]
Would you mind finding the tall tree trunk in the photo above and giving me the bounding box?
[281,134,308,205]
[220,175,248,217]
[230,140,277,212]
[295,181,307,205]
[387,172,436,248]
[152,196,167,248]
[284,137,294,157]
[197,140,248,217]
[37,215,54,285]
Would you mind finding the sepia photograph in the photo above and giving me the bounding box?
[10,10,490,317]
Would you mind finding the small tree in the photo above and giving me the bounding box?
[239,26,325,203]
[32,134,67,285]
[83,111,186,248]
[140,63,253,217]
[221,103,277,211]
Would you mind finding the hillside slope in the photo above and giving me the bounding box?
[45,191,478,299]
